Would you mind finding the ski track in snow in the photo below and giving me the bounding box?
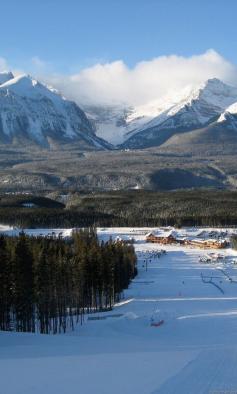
[1,226,237,393]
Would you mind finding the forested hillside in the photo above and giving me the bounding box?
[0,190,237,228]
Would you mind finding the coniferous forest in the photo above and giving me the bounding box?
[0,229,137,334]
[0,190,237,228]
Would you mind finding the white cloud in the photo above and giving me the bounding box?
[0,57,9,72]
[1,50,237,109]
[40,49,237,107]
[31,56,47,70]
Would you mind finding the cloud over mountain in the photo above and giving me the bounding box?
[41,50,237,107]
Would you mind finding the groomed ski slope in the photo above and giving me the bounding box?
[1,227,237,394]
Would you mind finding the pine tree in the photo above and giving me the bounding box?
[1,229,137,334]
[12,232,35,332]
[0,236,11,330]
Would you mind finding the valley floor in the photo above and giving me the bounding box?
[1,227,237,393]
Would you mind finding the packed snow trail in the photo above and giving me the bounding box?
[1,227,237,394]
[155,348,237,394]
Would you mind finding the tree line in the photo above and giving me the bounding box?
[1,190,237,228]
[0,229,137,334]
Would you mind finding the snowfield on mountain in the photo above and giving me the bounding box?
[122,78,237,148]
[87,78,237,148]
[1,226,237,394]
[1,70,237,151]
[0,71,109,149]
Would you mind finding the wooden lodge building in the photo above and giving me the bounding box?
[146,231,228,249]
[186,239,228,249]
[146,231,179,245]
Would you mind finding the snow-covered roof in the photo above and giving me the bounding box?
[146,229,177,238]
[145,232,153,237]
[166,230,177,238]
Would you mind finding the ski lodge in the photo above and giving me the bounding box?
[186,238,228,249]
[146,230,228,249]
[146,230,183,245]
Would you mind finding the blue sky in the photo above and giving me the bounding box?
[1,0,237,73]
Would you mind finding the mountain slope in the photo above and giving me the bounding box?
[0,72,110,149]
[0,71,14,85]
[217,101,237,127]
[120,78,237,149]
[158,99,237,154]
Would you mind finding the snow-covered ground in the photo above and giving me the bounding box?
[2,227,237,393]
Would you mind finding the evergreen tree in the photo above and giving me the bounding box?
[0,236,11,330]
[12,232,35,332]
[0,229,137,334]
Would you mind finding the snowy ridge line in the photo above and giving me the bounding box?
[119,78,237,147]
[92,78,237,145]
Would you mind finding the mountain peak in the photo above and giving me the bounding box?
[183,77,237,111]
[200,77,227,93]
[0,71,14,85]
[1,73,37,87]
[199,77,237,98]
[120,77,237,149]
[204,77,223,85]
[0,72,109,149]
[0,73,62,101]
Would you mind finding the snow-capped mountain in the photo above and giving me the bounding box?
[0,71,109,149]
[217,102,237,126]
[121,78,237,149]
[85,101,176,146]
[0,71,14,85]
[2,71,237,151]
[159,100,237,152]
[84,100,180,145]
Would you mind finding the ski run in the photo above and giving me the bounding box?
[2,226,237,393]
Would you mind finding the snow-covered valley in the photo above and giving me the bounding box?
[1,227,237,393]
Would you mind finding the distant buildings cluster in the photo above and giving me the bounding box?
[146,230,228,249]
